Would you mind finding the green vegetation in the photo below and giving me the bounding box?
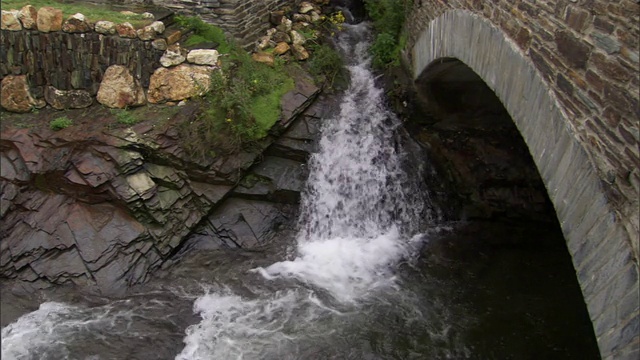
[0,0,151,27]
[175,15,231,53]
[178,26,294,158]
[49,116,72,131]
[364,0,413,68]
[307,43,347,88]
[111,108,139,125]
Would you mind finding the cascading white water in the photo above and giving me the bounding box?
[176,22,431,359]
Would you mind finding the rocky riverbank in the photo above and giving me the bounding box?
[0,70,325,295]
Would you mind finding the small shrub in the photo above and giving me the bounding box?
[50,116,72,131]
[111,108,138,125]
[175,15,231,54]
[180,50,294,158]
[307,43,347,87]
[364,0,413,68]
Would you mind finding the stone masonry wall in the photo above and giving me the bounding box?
[0,30,164,97]
[154,0,291,47]
[405,0,639,260]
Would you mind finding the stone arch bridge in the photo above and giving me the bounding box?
[404,1,638,359]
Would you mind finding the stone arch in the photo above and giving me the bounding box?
[411,9,638,359]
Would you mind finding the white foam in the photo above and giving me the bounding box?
[176,22,431,359]
[1,302,76,359]
[257,228,408,302]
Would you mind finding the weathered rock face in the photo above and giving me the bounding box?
[0,74,320,295]
[94,20,116,35]
[291,44,309,61]
[36,7,63,33]
[97,65,146,109]
[252,52,275,66]
[0,75,43,113]
[159,44,187,67]
[62,13,92,33]
[273,42,290,55]
[115,22,137,38]
[182,91,328,252]
[147,64,214,103]
[17,5,38,30]
[44,86,93,110]
[1,10,22,31]
[186,49,219,66]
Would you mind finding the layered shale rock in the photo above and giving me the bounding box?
[0,74,320,295]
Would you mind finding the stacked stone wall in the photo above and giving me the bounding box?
[154,0,291,47]
[0,30,164,97]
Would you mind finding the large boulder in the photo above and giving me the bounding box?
[290,30,306,46]
[160,44,187,67]
[37,7,63,33]
[272,31,291,44]
[0,75,43,112]
[291,44,309,61]
[187,49,220,66]
[152,38,168,51]
[147,64,214,103]
[150,21,165,34]
[97,65,146,109]
[299,2,316,14]
[94,20,116,35]
[116,22,137,38]
[252,52,275,66]
[44,86,93,110]
[137,26,156,41]
[270,10,285,26]
[62,13,92,33]
[1,10,22,31]
[273,42,291,56]
[17,5,37,30]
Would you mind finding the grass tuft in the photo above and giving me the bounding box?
[1,0,152,27]
[49,116,72,131]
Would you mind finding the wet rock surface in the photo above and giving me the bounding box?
[0,77,321,295]
[176,93,334,259]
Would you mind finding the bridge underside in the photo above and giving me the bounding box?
[411,10,639,359]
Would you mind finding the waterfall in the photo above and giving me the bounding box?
[176,22,431,360]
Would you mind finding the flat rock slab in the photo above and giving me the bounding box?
[189,198,294,250]
[233,156,307,204]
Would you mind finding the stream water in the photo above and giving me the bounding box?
[1,22,599,359]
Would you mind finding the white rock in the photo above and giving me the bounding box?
[160,44,187,67]
[187,49,220,66]
[1,10,22,31]
[299,2,315,14]
[281,17,292,32]
[150,21,165,34]
[18,5,37,29]
[142,12,154,20]
[310,11,322,23]
[94,20,116,35]
[70,13,85,22]
[290,30,306,46]
[126,172,156,196]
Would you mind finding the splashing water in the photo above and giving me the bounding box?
[176,23,431,359]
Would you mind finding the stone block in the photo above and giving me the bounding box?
[555,30,592,68]
[36,7,63,33]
